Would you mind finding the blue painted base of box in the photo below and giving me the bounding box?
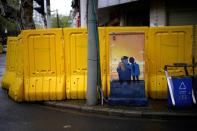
[108,81,148,106]
[108,97,148,106]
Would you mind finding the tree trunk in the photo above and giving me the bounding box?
[20,0,35,29]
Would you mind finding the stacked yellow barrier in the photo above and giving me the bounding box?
[22,29,65,101]
[8,35,24,101]
[147,26,193,99]
[63,28,108,99]
[2,37,17,89]
[63,27,149,99]
[1,26,195,101]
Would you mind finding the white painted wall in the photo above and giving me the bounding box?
[98,0,138,8]
[80,0,87,27]
[150,0,166,26]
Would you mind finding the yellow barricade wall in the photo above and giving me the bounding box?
[63,28,108,99]
[22,29,65,101]
[147,26,192,99]
[9,35,24,101]
[2,26,194,101]
[2,37,17,89]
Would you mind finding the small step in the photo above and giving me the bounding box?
[110,81,145,98]
[108,81,148,106]
[108,97,148,106]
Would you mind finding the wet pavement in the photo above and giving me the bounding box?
[0,54,6,79]
[0,54,197,131]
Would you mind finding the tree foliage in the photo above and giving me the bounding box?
[0,0,19,34]
[51,14,71,28]
[1,0,35,31]
[0,16,18,31]
[6,0,20,9]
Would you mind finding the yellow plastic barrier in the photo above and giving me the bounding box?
[63,28,108,99]
[22,29,65,101]
[2,26,194,101]
[147,26,192,99]
[8,35,24,101]
[2,37,17,89]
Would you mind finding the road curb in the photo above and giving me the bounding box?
[142,111,197,119]
[44,101,197,119]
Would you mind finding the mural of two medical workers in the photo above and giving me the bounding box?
[110,32,145,85]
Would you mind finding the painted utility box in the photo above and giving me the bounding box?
[108,31,148,105]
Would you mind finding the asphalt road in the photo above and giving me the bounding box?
[0,54,197,131]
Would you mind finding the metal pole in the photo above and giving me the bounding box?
[93,0,104,105]
[56,9,60,28]
[192,25,196,75]
[87,0,99,105]
[46,0,51,28]
[80,0,87,27]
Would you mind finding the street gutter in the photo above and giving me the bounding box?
[44,101,197,119]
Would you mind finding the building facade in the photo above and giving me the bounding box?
[71,0,197,27]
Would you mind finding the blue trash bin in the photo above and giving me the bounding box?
[168,76,193,107]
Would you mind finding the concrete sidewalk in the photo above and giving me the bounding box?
[44,100,197,119]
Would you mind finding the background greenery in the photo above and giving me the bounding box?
[50,14,71,28]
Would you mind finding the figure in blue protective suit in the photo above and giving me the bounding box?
[129,57,140,82]
[117,56,131,83]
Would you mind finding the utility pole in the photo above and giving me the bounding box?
[20,0,35,29]
[46,0,51,28]
[80,0,87,27]
[192,25,196,74]
[87,0,101,105]
[56,9,60,28]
